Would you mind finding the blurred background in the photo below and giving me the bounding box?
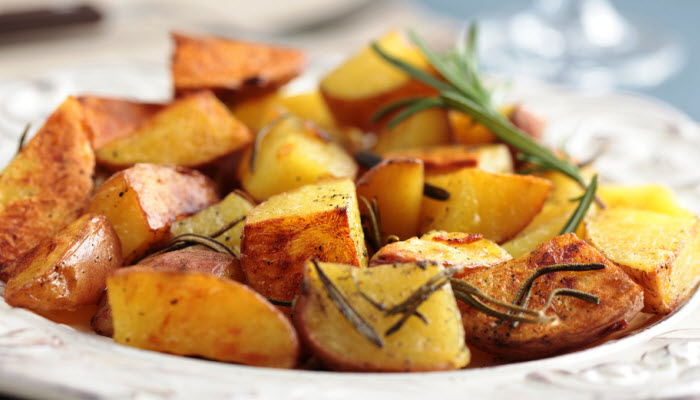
[0,0,697,119]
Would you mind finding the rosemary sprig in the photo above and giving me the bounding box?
[147,234,236,259]
[16,124,30,156]
[359,196,390,252]
[559,174,598,234]
[312,259,384,348]
[354,151,450,201]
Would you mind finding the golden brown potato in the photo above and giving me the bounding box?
[598,183,695,218]
[96,91,252,170]
[171,32,305,101]
[109,266,299,368]
[78,96,165,149]
[320,30,436,131]
[0,97,94,280]
[241,178,368,301]
[91,249,242,337]
[231,92,281,132]
[420,168,552,243]
[456,233,644,360]
[294,261,469,371]
[372,109,451,154]
[4,214,122,312]
[237,114,357,202]
[384,144,514,174]
[170,191,254,257]
[450,105,544,145]
[584,208,700,313]
[356,157,424,240]
[87,164,219,264]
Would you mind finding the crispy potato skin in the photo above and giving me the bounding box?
[108,267,299,368]
[87,164,219,264]
[171,32,305,101]
[78,96,165,149]
[584,208,700,313]
[456,233,643,360]
[96,91,253,170]
[4,214,122,312]
[241,179,367,301]
[0,97,94,280]
[91,249,242,337]
[294,261,470,372]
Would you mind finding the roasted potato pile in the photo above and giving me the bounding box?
[1,28,698,373]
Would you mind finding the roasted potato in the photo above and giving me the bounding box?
[0,97,94,280]
[320,30,436,131]
[584,208,700,313]
[372,109,451,154]
[87,164,219,264]
[170,191,254,257]
[171,32,306,101]
[384,144,514,174]
[294,261,469,371]
[356,157,424,240]
[598,183,695,218]
[109,266,299,368]
[456,233,644,360]
[241,178,368,301]
[92,249,242,337]
[78,96,164,149]
[4,214,122,312]
[237,114,358,202]
[370,231,511,268]
[421,168,552,243]
[96,91,252,170]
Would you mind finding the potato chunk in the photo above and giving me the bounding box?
[0,97,94,279]
[356,158,424,240]
[241,178,368,301]
[456,233,643,360]
[87,164,218,264]
[420,168,552,243]
[170,191,255,257]
[370,231,511,268]
[171,32,305,101]
[320,30,436,131]
[598,183,694,218]
[372,109,451,154]
[78,96,164,149]
[4,214,122,312]
[384,144,513,174]
[237,114,357,202]
[96,91,252,170]
[294,261,469,371]
[92,249,242,337]
[584,208,700,313]
[108,266,299,368]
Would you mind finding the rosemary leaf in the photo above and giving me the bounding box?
[208,215,246,238]
[312,259,384,348]
[559,174,598,235]
[16,124,30,156]
[266,298,293,307]
[540,288,600,314]
[372,97,427,123]
[385,97,445,129]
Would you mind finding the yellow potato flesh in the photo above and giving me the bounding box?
[109,267,299,368]
[599,183,694,217]
[421,168,552,243]
[295,261,469,371]
[373,109,451,154]
[356,158,424,240]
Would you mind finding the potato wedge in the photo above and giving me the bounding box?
[372,109,451,154]
[87,164,218,264]
[456,233,643,360]
[231,92,281,132]
[294,261,469,371]
[109,266,299,368]
[91,249,242,337]
[78,96,164,149]
[96,91,252,170]
[241,178,368,301]
[320,30,436,131]
[356,158,424,240]
[384,144,514,174]
[171,32,305,101]
[237,114,357,202]
[0,97,94,279]
[4,214,122,312]
[421,168,552,243]
[599,183,694,218]
[170,191,254,257]
[584,208,700,313]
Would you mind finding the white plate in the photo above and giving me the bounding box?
[1,62,700,400]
